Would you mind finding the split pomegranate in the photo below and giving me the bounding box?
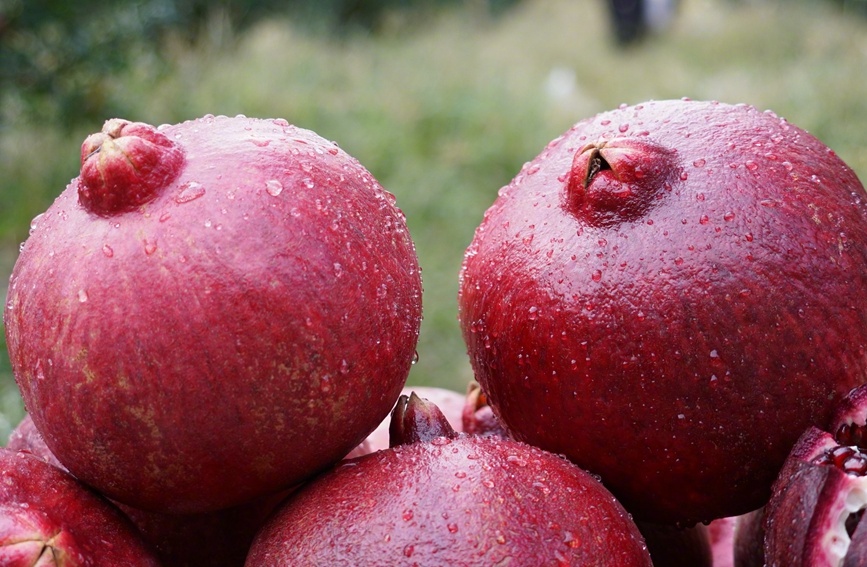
[743,384,867,566]
[458,99,867,524]
[246,393,653,566]
[4,115,423,514]
[0,447,161,566]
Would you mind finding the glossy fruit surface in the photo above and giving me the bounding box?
[459,99,867,524]
[247,394,653,566]
[5,114,423,514]
[0,448,160,566]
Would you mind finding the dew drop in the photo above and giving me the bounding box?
[591,270,602,282]
[102,244,114,258]
[303,177,315,189]
[699,215,710,225]
[447,523,459,534]
[723,212,735,222]
[175,181,206,204]
[745,160,759,171]
[29,213,44,234]
[77,289,89,303]
[403,545,414,558]
[402,509,414,522]
[618,123,629,133]
[693,158,706,168]
[144,239,157,255]
[528,306,539,320]
[266,179,284,197]
[411,351,420,365]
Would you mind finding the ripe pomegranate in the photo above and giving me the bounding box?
[742,384,867,566]
[4,115,423,514]
[7,413,287,567]
[0,447,161,566]
[458,99,867,524]
[246,393,653,566]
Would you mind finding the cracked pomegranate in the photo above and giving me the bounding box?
[4,115,423,514]
[458,99,867,524]
[246,393,653,566]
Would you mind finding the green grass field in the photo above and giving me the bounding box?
[1,0,866,441]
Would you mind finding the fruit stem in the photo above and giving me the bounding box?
[389,392,458,447]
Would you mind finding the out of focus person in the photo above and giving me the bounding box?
[608,0,679,45]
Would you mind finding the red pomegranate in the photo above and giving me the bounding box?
[246,393,653,566]
[7,414,283,567]
[4,115,423,514]
[740,384,867,566]
[0,447,161,566]
[458,99,867,524]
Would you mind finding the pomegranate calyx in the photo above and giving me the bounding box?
[388,392,458,448]
[78,118,185,216]
[566,138,678,227]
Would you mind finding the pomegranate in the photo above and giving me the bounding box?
[458,99,867,524]
[0,447,160,566]
[246,393,653,566]
[3,115,423,514]
[7,413,286,567]
[748,384,867,566]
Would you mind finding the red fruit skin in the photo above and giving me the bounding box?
[0,448,161,566]
[7,414,281,567]
[4,115,423,514]
[246,435,652,567]
[458,99,867,524]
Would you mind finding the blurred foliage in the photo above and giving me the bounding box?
[0,0,520,127]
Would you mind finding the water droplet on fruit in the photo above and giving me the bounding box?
[447,523,459,533]
[175,181,206,203]
[693,159,706,168]
[745,160,759,171]
[102,244,114,257]
[266,179,284,197]
[303,177,315,189]
[339,359,350,374]
[591,270,602,282]
[724,212,736,221]
[699,215,710,225]
[782,161,794,171]
[29,213,44,234]
[495,531,507,544]
[144,239,157,255]
[411,351,420,365]
[77,289,89,303]
[402,509,414,521]
[618,123,629,133]
[403,544,415,557]
[528,306,539,320]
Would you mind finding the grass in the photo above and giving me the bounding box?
[1,0,866,441]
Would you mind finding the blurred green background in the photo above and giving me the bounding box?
[1,0,866,442]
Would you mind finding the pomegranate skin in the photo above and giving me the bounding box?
[6,413,283,567]
[458,99,867,524]
[5,114,423,514]
[0,448,161,566]
[246,435,652,566]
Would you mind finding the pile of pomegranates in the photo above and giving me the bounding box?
[3,99,867,565]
